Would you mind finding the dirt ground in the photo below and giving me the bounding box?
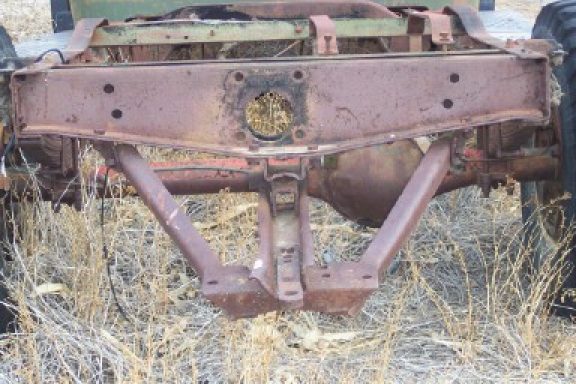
[1,1,576,383]
[499,0,542,18]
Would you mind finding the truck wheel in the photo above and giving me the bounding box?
[0,25,16,334]
[521,0,576,319]
[0,243,15,334]
[479,0,496,11]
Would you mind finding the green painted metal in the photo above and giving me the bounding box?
[91,17,457,46]
[69,0,479,22]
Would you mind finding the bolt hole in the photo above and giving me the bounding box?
[362,275,372,280]
[294,130,305,139]
[293,70,304,80]
[449,73,460,83]
[207,280,218,285]
[285,290,299,296]
[442,99,454,109]
[184,35,189,40]
[234,72,244,82]
[111,109,123,119]
[103,84,115,94]
[322,273,331,278]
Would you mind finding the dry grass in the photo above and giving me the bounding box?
[0,1,51,43]
[1,0,576,383]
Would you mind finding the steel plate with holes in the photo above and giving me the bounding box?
[14,53,549,157]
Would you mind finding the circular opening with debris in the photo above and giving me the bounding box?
[245,92,294,140]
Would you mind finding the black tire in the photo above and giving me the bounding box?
[51,0,74,33]
[0,26,16,334]
[479,0,496,11]
[521,0,576,319]
[0,252,15,334]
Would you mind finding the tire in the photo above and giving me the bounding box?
[0,26,16,334]
[0,252,15,334]
[521,0,576,319]
[479,0,496,11]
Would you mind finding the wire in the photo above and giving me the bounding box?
[34,49,66,64]
[100,167,131,323]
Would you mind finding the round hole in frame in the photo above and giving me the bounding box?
[245,92,294,140]
[443,99,454,109]
[234,72,244,82]
[294,129,305,139]
[111,109,123,119]
[103,84,115,94]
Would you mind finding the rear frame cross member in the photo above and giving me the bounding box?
[113,140,451,318]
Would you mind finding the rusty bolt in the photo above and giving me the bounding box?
[295,25,303,34]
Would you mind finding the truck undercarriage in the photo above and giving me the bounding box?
[0,1,569,319]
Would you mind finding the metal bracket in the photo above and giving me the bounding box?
[309,15,339,56]
[446,6,546,59]
[64,18,108,61]
[407,10,454,47]
[263,159,307,215]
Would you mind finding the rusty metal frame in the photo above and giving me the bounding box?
[67,0,481,23]
[94,151,560,203]
[408,10,454,46]
[113,141,452,317]
[3,2,561,318]
[310,15,339,55]
[13,53,550,158]
[87,17,463,47]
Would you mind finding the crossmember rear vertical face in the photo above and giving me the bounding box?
[5,2,559,317]
[14,54,549,156]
